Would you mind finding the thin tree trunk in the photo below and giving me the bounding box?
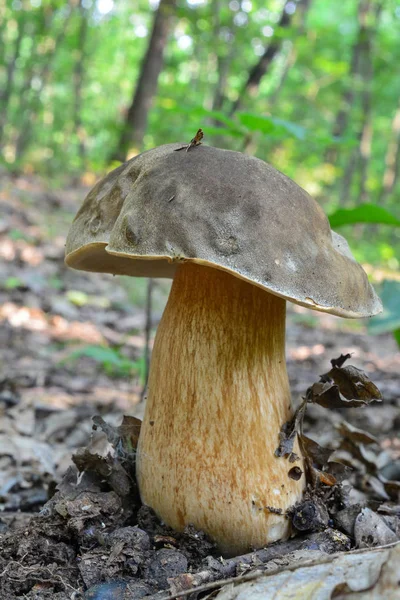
[358,113,373,204]
[379,98,400,204]
[339,0,382,205]
[0,14,25,143]
[210,0,235,115]
[206,0,236,146]
[229,0,310,116]
[326,0,380,164]
[269,43,298,107]
[112,0,176,162]
[242,43,298,154]
[140,278,154,403]
[73,0,89,169]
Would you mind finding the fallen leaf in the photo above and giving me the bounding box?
[275,400,307,459]
[337,421,379,446]
[354,507,398,548]
[72,430,134,499]
[214,545,396,600]
[300,435,332,469]
[307,365,382,409]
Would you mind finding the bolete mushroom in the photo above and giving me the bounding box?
[65,143,381,555]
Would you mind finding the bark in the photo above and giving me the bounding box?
[112,0,176,162]
[379,98,400,203]
[229,0,310,116]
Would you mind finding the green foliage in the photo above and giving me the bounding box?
[62,344,145,379]
[368,280,400,347]
[1,0,400,267]
[237,113,307,140]
[328,205,400,228]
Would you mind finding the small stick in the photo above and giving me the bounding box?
[140,278,154,402]
[148,541,397,599]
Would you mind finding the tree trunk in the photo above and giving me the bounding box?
[326,0,381,164]
[73,0,89,169]
[210,0,235,115]
[379,98,400,204]
[339,0,382,205]
[229,0,310,116]
[242,43,298,154]
[0,14,25,143]
[112,0,176,163]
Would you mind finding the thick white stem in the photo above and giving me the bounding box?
[137,263,304,555]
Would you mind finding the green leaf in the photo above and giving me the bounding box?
[61,345,140,378]
[368,280,400,336]
[173,106,245,136]
[236,113,307,139]
[67,345,122,365]
[236,113,277,134]
[328,205,400,228]
[393,328,400,348]
[203,126,243,139]
[271,117,307,140]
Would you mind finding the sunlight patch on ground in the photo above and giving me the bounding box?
[0,302,104,344]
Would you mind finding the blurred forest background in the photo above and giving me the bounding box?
[1,0,400,348]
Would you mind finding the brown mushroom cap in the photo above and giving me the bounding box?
[65,143,381,318]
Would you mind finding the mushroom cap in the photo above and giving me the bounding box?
[65,143,381,318]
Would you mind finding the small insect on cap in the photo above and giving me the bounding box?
[66,143,381,318]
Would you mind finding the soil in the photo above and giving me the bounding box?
[0,171,399,599]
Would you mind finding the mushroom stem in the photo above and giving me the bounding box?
[136,263,304,555]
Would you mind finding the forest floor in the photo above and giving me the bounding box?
[0,170,399,599]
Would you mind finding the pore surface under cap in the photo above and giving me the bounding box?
[65,143,381,318]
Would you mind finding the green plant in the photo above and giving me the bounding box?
[3,277,24,289]
[328,205,400,228]
[8,229,34,242]
[61,344,146,380]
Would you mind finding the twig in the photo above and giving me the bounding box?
[140,278,154,402]
[146,541,398,600]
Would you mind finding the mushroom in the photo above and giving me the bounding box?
[65,143,381,555]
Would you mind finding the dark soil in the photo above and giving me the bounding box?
[0,172,399,599]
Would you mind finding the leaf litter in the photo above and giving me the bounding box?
[1,173,399,598]
[1,353,399,599]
